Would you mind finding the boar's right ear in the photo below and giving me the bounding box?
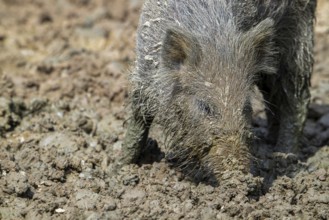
[161,28,201,70]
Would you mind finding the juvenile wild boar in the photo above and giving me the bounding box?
[120,0,316,180]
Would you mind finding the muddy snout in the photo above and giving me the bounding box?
[204,132,251,176]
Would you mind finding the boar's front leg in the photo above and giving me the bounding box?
[119,90,154,166]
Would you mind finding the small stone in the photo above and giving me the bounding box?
[103,199,117,211]
[77,116,94,134]
[315,169,327,181]
[55,208,65,213]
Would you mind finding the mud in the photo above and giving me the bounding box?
[0,0,328,219]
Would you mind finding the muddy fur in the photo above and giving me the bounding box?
[121,0,317,181]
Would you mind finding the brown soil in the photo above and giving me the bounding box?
[0,0,328,219]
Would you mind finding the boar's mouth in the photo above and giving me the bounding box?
[165,129,252,183]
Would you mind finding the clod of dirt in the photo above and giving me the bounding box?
[2,172,33,199]
[75,189,100,210]
[319,113,329,127]
[307,146,329,171]
[0,97,26,135]
[308,103,329,119]
[39,132,81,154]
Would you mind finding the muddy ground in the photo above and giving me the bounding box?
[0,0,328,219]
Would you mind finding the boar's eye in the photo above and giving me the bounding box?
[196,99,215,117]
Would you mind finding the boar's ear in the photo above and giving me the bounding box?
[161,28,202,70]
[245,18,277,74]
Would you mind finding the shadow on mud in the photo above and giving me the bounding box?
[136,104,329,199]
[138,138,220,187]
[138,138,165,165]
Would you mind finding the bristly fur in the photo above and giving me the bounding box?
[132,0,278,122]
[123,0,316,180]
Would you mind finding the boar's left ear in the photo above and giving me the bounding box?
[248,18,274,45]
[244,18,277,74]
[161,28,202,70]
